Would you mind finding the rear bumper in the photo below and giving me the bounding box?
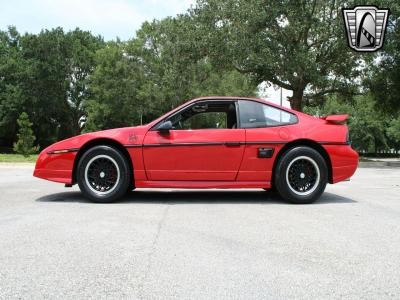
[322,145,358,184]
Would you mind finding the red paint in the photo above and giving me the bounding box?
[322,145,358,183]
[322,114,349,123]
[33,96,358,188]
[135,180,270,189]
[143,129,245,180]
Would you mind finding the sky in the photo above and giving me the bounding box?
[0,0,196,40]
[0,0,292,107]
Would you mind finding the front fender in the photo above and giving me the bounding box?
[33,126,148,184]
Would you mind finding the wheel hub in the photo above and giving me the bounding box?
[286,156,320,196]
[84,155,120,195]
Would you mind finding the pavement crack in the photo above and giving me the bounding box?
[137,204,170,299]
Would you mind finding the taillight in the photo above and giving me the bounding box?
[346,127,351,144]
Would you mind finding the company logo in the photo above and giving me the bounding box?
[128,132,137,142]
[342,6,389,52]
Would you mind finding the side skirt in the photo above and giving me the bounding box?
[135,180,271,189]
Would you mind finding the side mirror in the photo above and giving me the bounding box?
[158,121,173,135]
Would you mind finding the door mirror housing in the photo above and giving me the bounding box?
[157,121,173,135]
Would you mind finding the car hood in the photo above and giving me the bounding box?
[41,125,149,154]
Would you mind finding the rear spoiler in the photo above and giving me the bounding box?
[321,114,349,124]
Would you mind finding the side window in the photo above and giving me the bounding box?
[238,100,297,128]
[181,112,227,129]
[166,101,238,130]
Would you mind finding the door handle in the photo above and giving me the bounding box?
[224,142,241,146]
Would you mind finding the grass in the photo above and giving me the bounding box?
[359,157,372,162]
[0,153,38,163]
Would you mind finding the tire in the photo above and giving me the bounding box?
[77,145,131,203]
[274,146,327,204]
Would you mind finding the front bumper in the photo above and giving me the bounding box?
[33,150,77,184]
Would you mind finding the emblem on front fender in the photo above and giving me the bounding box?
[128,132,137,143]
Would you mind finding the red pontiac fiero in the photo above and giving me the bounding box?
[34,97,358,204]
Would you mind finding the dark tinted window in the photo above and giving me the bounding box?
[238,100,297,128]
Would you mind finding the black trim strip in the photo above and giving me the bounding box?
[47,148,79,154]
[245,141,287,145]
[319,141,350,145]
[123,144,143,148]
[225,142,241,146]
[123,141,349,149]
[46,141,348,154]
[143,142,224,147]
[124,141,350,148]
[134,141,288,148]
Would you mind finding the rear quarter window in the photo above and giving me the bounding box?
[238,100,297,128]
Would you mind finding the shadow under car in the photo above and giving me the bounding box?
[35,189,356,205]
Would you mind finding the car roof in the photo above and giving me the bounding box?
[188,96,298,114]
[147,96,302,128]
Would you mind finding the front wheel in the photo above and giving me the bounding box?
[77,145,131,203]
[274,147,327,204]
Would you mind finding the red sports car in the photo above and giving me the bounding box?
[34,97,358,204]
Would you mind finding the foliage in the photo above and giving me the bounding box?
[132,17,257,116]
[84,17,257,131]
[387,115,400,144]
[0,2,400,153]
[304,95,390,152]
[192,0,362,111]
[0,27,25,146]
[13,112,39,156]
[84,41,144,131]
[0,27,104,147]
[368,1,400,112]
[65,29,105,135]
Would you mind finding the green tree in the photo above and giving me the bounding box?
[65,29,104,135]
[19,28,71,146]
[13,112,39,156]
[0,27,26,146]
[387,115,400,145]
[19,28,104,145]
[192,0,362,111]
[86,16,257,132]
[368,2,400,113]
[304,94,389,152]
[131,16,257,119]
[84,41,144,131]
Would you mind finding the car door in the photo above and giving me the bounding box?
[236,99,299,182]
[143,100,245,181]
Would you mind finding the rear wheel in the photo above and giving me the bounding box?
[274,147,327,204]
[77,145,131,203]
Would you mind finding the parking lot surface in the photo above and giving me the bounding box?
[0,164,399,299]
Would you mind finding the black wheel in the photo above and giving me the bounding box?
[273,147,327,204]
[77,145,131,203]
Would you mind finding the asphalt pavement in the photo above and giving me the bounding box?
[0,164,399,299]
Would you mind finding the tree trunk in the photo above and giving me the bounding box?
[72,112,82,136]
[289,88,304,112]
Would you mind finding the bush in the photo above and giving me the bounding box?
[13,112,39,157]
